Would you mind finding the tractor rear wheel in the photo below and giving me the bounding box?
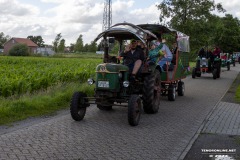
[216,62,221,78]
[70,92,87,121]
[142,70,161,114]
[128,95,141,126]
[227,63,230,71]
[192,68,196,78]
[213,69,217,79]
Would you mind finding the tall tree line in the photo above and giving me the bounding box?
[157,0,240,57]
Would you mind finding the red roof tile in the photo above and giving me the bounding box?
[13,38,38,47]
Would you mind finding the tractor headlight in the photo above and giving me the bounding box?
[87,78,95,85]
[123,81,129,87]
[118,72,122,78]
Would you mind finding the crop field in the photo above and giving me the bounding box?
[0,56,102,97]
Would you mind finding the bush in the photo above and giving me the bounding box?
[9,44,30,56]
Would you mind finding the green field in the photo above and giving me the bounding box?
[0,56,101,97]
[0,56,239,126]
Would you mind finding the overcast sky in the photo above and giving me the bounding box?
[0,0,240,46]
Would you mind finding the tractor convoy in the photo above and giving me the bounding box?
[70,22,190,126]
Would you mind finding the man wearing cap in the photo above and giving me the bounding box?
[120,39,145,80]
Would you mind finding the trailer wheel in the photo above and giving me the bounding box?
[70,92,87,121]
[128,95,141,126]
[177,81,185,96]
[168,85,176,101]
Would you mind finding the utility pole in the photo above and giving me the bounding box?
[102,0,112,31]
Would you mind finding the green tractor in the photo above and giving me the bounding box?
[229,53,236,67]
[70,23,189,126]
[192,55,221,79]
[220,53,231,70]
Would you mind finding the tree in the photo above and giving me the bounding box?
[58,39,66,53]
[214,14,240,53]
[157,0,226,58]
[83,43,89,52]
[53,33,62,53]
[88,41,97,52]
[74,34,84,53]
[27,35,45,47]
[158,0,225,31]
[9,44,30,56]
[0,32,10,48]
[110,41,120,55]
[69,43,75,53]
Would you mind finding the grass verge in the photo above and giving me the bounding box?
[0,82,94,126]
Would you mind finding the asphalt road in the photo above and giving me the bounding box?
[0,64,239,160]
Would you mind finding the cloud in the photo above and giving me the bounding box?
[1,0,239,47]
[0,0,39,16]
[215,0,240,18]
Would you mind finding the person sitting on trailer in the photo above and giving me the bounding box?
[147,41,164,65]
[156,36,173,71]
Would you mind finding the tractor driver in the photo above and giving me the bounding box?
[120,39,145,81]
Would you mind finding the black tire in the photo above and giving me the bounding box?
[192,68,196,79]
[196,60,200,69]
[196,72,201,77]
[213,69,217,79]
[168,85,176,101]
[97,105,112,111]
[177,81,185,96]
[216,62,221,78]
[70,92,87,121]
[128,95,141,126]
[227,63,230,71]
[142,70,161,114]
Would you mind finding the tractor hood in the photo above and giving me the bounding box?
[96,63,129,73]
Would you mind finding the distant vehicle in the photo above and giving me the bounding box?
[220,53,231,70]
[96,51,104,54]
[233,52,240,64]
[192,52,221,79]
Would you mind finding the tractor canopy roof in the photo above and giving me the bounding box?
[94,22,190,52]
[137,24,190,52]
[94,22,157,44]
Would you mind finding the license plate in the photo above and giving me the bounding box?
[98,81,109,88]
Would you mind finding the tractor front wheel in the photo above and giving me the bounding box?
[70,92,88,121]
[128,95,141,126]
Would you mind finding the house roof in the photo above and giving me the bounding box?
[12,38,38,47]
